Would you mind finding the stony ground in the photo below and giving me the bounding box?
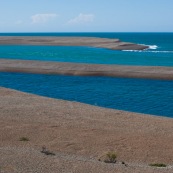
[0,87,173,173]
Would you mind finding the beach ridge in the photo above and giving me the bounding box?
[0,59,173,80]
[0,36,148,50]
[0,87,173,173]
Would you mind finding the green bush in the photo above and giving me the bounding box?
[149,163,167,167]
[104,151,117,163]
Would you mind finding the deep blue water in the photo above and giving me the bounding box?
[0,72,173,118]
[0,33,173,117]
[0,33,173,66]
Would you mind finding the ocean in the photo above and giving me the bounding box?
[0,33,173,117]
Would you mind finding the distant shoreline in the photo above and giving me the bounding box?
[0,36,148,50]
[0,59,173,80]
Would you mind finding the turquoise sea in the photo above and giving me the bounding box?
[0,33,173,117]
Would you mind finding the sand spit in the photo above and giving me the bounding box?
[0,59,173,80]
[0,36,148,50]
[1,87,173,173]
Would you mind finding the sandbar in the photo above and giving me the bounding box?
[0,59,173,80]
[0,36,148,50]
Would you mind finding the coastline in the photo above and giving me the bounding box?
[0,59,173,80]
[0,87,173,173]
[0,36,148,50]
[0,36,172,172]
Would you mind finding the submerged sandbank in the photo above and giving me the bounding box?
[0,36,148,50]
[0,59,173,80]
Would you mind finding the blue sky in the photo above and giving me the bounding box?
[0,0,172,32]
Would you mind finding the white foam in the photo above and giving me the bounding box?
[123,44,173,53]
[123,50,142,52]
[148,51,173,53]
[123,50,173,53]
[148,45,158,50]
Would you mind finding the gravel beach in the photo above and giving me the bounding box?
[1,87,173,173]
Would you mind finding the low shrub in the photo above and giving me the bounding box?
[149,163,167,167]
[104,151,117,163]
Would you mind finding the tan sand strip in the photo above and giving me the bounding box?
[0,59,173,80]
[0,36,148,50]
[0,87,173,173]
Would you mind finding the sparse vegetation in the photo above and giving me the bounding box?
[104,151,117,163]
[19,137,29,141]
[149,163,167,167]
[41,146,55,156]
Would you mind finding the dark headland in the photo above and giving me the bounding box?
[0,36,148,50]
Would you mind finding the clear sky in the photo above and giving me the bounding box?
[0,0,172,32]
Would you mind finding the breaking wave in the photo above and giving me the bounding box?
[123,44,173,53]
[148,45,158,50]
